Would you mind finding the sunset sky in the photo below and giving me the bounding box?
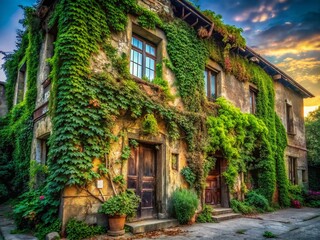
[0,0,319,115]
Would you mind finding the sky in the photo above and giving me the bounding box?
[0,0,319,115]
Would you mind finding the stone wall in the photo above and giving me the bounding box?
[60,13,188,226]
[274,81,308,186]
[0,82,7,117]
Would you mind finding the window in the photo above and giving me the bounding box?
[286,103,294,134]
[15,63,27,105]
[42,79,51,103]
[172,153,179,171]
[130,35,156,81]
[249,87,257,114]
[204,68,217,99]
[288,156,297,184]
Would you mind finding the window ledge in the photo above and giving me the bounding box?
[132,76,161,91]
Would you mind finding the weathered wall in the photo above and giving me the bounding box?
[274,81,308,186]
[60,11,189,226]
[0,82,7,117]
[31,31,55,162]
[60,115,188,226]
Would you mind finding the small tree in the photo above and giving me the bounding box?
[306,107,320,190]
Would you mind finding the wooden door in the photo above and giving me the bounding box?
[205,159,221,206]
[127,144,156,219]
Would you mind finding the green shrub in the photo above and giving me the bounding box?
[288,183,305,204]
[306,200,320,208]
[196,205,214,223]
[66,219,105,240]
[245,190,270,212]
[99,190,140,219]
[172,188,199,224]
[230,199,255,214]
[13,190,45,230]
[35,219,61,240]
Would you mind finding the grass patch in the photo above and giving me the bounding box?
[263,231,277,238]
[236,229,247,234]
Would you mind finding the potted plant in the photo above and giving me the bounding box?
[99,189,140,235]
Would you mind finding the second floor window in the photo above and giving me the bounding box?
[249,88,257,114]
[286,103,294,134]
[204,68,217,99]
[130,35,156,81]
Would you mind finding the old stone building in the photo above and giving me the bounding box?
[4,0,314,230]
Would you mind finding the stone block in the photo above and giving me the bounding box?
[45,231,60,240]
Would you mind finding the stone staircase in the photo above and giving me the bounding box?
[212,207,241,222]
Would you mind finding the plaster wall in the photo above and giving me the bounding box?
[0,83,7,117]
[274,81,308,186]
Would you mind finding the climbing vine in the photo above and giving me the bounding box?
[2,0,291,229]
[0,7,42,201]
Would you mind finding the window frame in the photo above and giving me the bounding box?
[286,102,294,134]
[288,156,297,185]
[249,87,258,114]
[130,34,157,81]
[204,68,218,100]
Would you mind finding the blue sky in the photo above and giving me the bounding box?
[0,0,35,82]
[0,0,319,110]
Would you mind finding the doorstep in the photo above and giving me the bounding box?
[125,219,179,234]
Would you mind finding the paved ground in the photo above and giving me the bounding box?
[1,205,320,240]
[136,208,320,240]
[0,204,37,240]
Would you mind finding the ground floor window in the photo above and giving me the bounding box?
[288,156,297,184]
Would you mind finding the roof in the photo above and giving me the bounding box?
[170,0,314,98]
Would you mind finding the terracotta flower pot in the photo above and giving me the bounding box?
[108,215,126,231]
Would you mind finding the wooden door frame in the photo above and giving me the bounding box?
[128,132,167,219]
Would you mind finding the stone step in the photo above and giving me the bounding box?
[212,213,242,222]
[212,207,233,216]
[125,219,179,234]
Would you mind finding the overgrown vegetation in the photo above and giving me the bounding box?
[306,107,320,190]
[230,190,272,214]
[196,204,214,223]
[66,219,105,240]
[1,0,293,233]
[171,188,199,224]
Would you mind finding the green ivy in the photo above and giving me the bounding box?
[2,0,290,228]
[0,7,42,201]
[164,20,209,112]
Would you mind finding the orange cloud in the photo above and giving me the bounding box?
[255,35,320,57]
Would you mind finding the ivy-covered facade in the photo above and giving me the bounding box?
[0,0,313,229]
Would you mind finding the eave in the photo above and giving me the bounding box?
[170,0,314,98]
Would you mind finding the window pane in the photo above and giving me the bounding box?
[137,64,142,78]
[204,70,208,97]
[130,61,134,75]
[149,58,155,71]
[149,70,154,80]
[132,36,143,49]
[146,57,155,71]
[146,44,155,56]
[210,74,216,98]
